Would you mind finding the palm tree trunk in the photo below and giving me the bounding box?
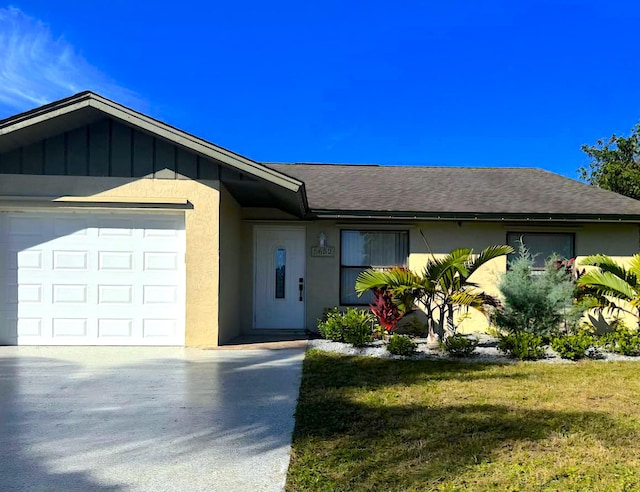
[422,300,440,347]
[446,305,455,337]
[427,317,438,344]
[435,308,445,341]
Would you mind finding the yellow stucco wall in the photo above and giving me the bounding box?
[410,222,509,333]
[575,223,639,330]
[305,222,341,329]
[238,221,255,333]
[297,221,640,334]
[0,174,221,347]
[301,221,509,333]
[218,186,243,344]
[412,222,640,333]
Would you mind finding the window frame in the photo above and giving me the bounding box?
[506,231,576,270]
[339,229,410,306]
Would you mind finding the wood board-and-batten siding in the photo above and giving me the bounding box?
[0,118,243,181]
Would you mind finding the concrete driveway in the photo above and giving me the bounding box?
[0,345,305,491]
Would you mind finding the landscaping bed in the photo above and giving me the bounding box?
[308,333,640,363]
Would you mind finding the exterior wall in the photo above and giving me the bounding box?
[218,185,243,343]
[0,174,221,347]
[575,223,638,261]
[238,222,254,334]
[413,222,640,333]
[298,220,640,334]
[576,223,639,329]
[305,222,341,329]
[410,222,509,333]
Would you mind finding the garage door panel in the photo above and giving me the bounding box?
[143,252,179,271]
[98,284,134,304]
[5,249,44,270]
[0,211,185,346]
[17,318,42,337]
[52,318,89,337]
[52,250,90,271]
[52,284,89,304]
[97,218,136,236]
[7,216,47,236]
[143,319,177,338]
[97,319,133,338]
[53,217,89,237]
[98,251,134,271]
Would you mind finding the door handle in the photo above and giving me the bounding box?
[299,277,304,301]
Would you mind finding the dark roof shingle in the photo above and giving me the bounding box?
[265,163,640,218]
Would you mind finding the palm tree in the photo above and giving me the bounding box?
[578,254,640,320]
[355,245,513,342]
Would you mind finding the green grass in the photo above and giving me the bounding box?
[286,350,640,491]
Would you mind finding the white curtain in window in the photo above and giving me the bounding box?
[341,231,408,267]
[340,230,409,305]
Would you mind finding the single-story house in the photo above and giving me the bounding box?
[1,92,639,346]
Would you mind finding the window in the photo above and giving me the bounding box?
[507,232,575,270]
[340,230,409,305]
[275,248,286,299]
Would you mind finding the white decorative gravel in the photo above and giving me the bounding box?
[308,334,640,363]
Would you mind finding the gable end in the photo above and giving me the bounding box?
[0,118,227,180]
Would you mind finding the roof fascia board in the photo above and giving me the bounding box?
[311,210,640,223]
[0,98,90,135]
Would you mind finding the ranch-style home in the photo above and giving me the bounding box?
[0,92,639,347]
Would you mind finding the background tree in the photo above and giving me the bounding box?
[579,124,640,200]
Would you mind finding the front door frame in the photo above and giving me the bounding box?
[253,225,306,329]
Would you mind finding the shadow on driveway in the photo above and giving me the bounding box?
[0,346,305,492]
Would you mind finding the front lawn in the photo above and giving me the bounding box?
[286,350,640,491]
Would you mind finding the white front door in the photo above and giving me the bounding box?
[254,226,305,329]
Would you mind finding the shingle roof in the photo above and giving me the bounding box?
[265,163,640,219]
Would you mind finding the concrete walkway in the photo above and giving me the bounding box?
[0,345,305,491]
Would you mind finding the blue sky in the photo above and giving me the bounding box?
[1,2,639,178]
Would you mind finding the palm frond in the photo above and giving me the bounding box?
[580,254,637,286]
[466,245,514,277]
[628,254,640,280]
[354,267,420,296]
[423,251,468,286]
[577,270,637,302]
[447,248,473,275]
[580,292,638,319]
[450,289,499,314]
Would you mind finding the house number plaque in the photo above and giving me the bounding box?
[311,246,335,257]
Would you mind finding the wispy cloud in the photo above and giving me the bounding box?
[0,7,143,116]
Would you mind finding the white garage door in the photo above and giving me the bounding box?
[0,211,186,346]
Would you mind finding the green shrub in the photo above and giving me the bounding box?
[387,334,418,356]
[318,308,376,347]
[602,326,640,356]
[440,334,478,358]
[551,333,596,360]
[317,308,344,342]
[492,245,581,340]
[341,308,376,347]
[497,332,546,360]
